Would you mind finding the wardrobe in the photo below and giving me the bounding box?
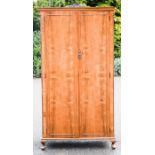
[39,7,115,149]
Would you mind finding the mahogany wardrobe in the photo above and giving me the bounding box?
[39,7,115,149]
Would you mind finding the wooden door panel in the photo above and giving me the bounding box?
[79,11,113,137]
[42,11,79,138]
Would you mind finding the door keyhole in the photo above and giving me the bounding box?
[78,49,82,60]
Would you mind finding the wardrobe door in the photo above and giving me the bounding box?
[41,11,79,138]
[79,11,114,138]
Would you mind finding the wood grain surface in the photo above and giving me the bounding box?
[40,8,115,141]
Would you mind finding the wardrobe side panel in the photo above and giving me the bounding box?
[40,12,48,138]
[108,12,114,137]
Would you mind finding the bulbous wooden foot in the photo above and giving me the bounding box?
[111,141,117,149]
[41,140,46,145]
[40,140,46,150]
